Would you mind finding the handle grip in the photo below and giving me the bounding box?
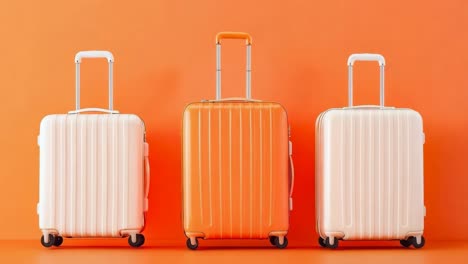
[216,32,252,100]
[216,32,252,45]
[347,53,385,107]
[75,50,114,111]
[347,53,385,66]
[75,51,114,63]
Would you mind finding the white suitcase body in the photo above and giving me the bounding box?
[315,54,425,247]
[38,51,149,246]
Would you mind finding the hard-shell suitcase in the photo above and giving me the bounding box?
[315,54,425,249]
[182,32,294,250]
[37,51,150,248]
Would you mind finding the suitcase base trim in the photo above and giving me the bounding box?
[319,230,424,241]
[41,227,145,239]
[184,230,288,240]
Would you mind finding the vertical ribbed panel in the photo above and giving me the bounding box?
[38,114,146,238]
[317,108,424,240]
[183,102,290,239]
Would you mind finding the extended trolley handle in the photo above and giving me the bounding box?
[215,32,252,100]
[347,53,386,108]
[73,51,115,113]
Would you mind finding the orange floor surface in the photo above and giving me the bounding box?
[3,240,467,264]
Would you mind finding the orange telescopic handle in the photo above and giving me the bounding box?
[216,32,252,45]
[215,32,253,100]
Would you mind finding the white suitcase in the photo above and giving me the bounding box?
[315,54,425,249]
[37,51,150,248]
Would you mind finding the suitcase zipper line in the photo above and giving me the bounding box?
[378,112,382,239]
[239,107,243,238]
[208,107,213,227]
[397,113,401,237]
[219,107,223,238]
[124,116,129,233]
[269,107,273,227]
[387,113,392,238]
[52,116,56,231]
[249,108,253,239]
[198,109,203,225]
[339,112,344,229]
[72,115,77,235]
[359,111,363,239]
[368,111,373,239]
[403,114,413,227]
[259,108,263,237]
[229,107,233,238]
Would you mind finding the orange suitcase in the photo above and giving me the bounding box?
[182,32,294,250]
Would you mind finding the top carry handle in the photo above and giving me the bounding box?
[347,53,386,107]
[215,32,252,100]
[72,51,116,113]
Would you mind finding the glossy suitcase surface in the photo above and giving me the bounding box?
[182,33,293,249]
[315,54,425,249]
[38,51,149,247]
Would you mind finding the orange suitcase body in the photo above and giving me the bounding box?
[182,33,294,249]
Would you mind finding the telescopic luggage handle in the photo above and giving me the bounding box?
[73,51,115,112]
[215,32,252,100]
[347,53,386,107]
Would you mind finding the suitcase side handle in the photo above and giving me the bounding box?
[347,53,386,107]
[204,97,262,102]
[144,143,150,212]
[288,140,295,211]
[288,155,295,211]
[74,50,115,111]
[215,32,252,100]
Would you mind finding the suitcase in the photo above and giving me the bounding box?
[37,51,150,248]
[182,32,294,250]
[315,54,425,249]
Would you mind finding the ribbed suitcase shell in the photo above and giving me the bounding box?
[183,102,290,239]
[316,107,425,240]
[38,114,147,238]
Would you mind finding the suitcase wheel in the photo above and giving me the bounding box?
[53,236,63,247]
[271,236,288,249]
[411,236,425,249]
[324,236,339,249]
[128,234,145,247]
[400,239,412,248]
[318,237,327,248]
[400,236,425,249]
[40,234,55,248]
[186,238,199,250]
[269,236,276,246]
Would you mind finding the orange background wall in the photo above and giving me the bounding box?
[0,0,467,244]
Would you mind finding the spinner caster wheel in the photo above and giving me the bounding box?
[318,237,327,248]
[40,234,55,248]
[272,236,288,249]
[325,236,339,249]
[400,238,412,248]
[53,236,63,247]
[269,236,277,246]
[411,236,425,249]
[186,238,199,250]
[128,234,145,247]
